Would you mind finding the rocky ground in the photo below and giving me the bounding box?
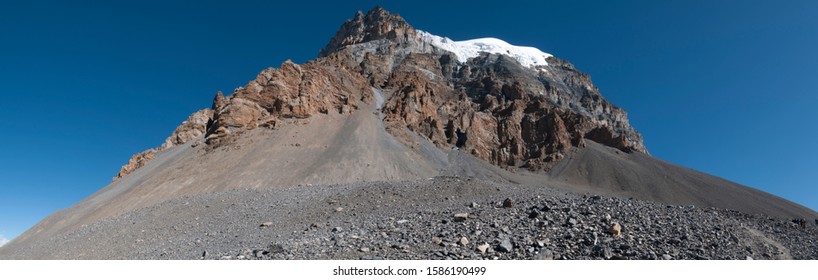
[3,177,816,260]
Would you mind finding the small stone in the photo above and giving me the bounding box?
[453,213,469,222]
[535,249,554,260]
[502,198,513,208]
[528,210,539,219]
[609,223,622,236]
[260,222,273,228]
[477,244,490,254]
[332,227,343,232]
[662,254,672,260]
[253,250,266,258]
[360,247,370,252]
[267,244,285,254]
[603,214,612,222]
[459,237,470,246]
[432,238,443,245]
[396,219,409,224]
[469,202,479,208]
[746,256,754,260]
[567,218,578,226]
[603,247,613,259]
[498,239,513,253]
[202,251,208,258]
[335,207,344,212]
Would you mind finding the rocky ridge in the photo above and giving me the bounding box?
[113,108,212,181]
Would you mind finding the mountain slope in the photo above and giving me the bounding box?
[547,141,816,219]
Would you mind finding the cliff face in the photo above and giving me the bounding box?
[203,57,371,147]
[116,6,646,179]
[320,7,646,170]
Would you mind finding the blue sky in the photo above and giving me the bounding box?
[1,0,817,242]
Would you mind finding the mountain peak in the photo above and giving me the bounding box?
[322,6,553,70]
[319,6,416,57]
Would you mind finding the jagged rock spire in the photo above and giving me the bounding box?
[212,91,226,112]
[319,6,417,57]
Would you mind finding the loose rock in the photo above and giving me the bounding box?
[453,213,469,222]
[477,244,490,254]
[609,223,622,236]
[498,238,513,253]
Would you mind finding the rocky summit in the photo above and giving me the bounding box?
[1,7,816,260]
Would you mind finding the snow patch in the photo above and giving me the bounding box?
[0,234,9,247]
[417,30,552,68]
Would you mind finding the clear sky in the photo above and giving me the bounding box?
[1,0,817,242]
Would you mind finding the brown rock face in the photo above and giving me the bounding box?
[203,58,370,147]
[113,108,214,181]
[160,108,212,150]
[355,45,645,170]
[112,149,156,181]
[318,8,647,171]
[114,6,648,180]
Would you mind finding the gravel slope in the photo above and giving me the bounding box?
[2,177,816,260]
[548,142,817,219]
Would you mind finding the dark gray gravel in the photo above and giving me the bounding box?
[2,177,816,260]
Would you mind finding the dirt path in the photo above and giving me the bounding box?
[743,226,793,260]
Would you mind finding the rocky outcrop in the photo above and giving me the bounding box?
[319,6,417,57]
[113,109,213,181]
[160,109,212,150]
[203,58,370,146]
[112,149,157,181]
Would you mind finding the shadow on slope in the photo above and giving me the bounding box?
[547,141,817,219]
